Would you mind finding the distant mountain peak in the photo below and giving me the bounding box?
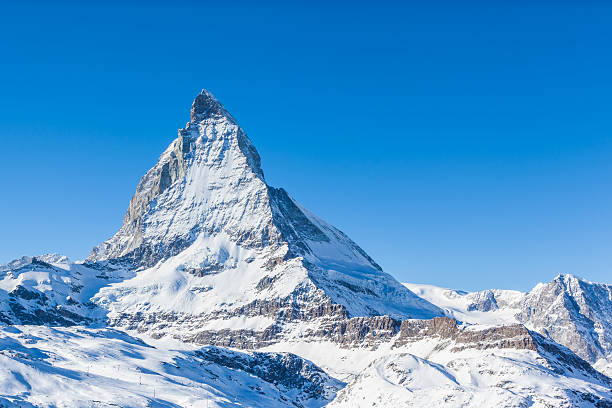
[552,273,590,285]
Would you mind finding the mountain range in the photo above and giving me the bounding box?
[0,90,610,407]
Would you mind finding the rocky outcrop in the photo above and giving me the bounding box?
[394,317,537,351]
[194,345,344,405]
[516,274,612,364]
[106,300,608,386]
[6,284,92,326]
[0,255,124,326]
[312,315,402,348]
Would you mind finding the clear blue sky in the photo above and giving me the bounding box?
[1,1,611,291]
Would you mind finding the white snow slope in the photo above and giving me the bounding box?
[0,325,342,407]
[1,324,610,407]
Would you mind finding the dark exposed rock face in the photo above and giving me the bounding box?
[193,346,343,406]
[109,309,367,349]
[256,275,279,291]
[105,295,350,347]
[184,263,224,277]
[0,256,105,326]
[7,300,90,326]
[267,187,330,256]
[190,90,230,122]
[10,285,46,302]
[186,326,283,349]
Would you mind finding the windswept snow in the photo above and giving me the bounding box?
[0,325,342,408]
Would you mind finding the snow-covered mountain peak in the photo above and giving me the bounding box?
[190,88,236,123]
[86,89,442,325]
[89,89,269,267]
[549,273,598,295]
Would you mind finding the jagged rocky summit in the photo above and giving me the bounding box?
[84,89,443,343]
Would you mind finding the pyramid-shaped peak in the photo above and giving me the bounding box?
[551,273,590,287]
[89,89,443,322]
[190,89,233,122]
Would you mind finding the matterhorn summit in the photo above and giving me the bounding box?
[86,89,442,343]
[89,89,269,266]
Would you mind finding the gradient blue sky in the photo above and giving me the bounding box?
[1,1,611,291]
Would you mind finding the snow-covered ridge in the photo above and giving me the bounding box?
[0,254,130,326]
[404,274,612,376]
[328,349,611,407]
